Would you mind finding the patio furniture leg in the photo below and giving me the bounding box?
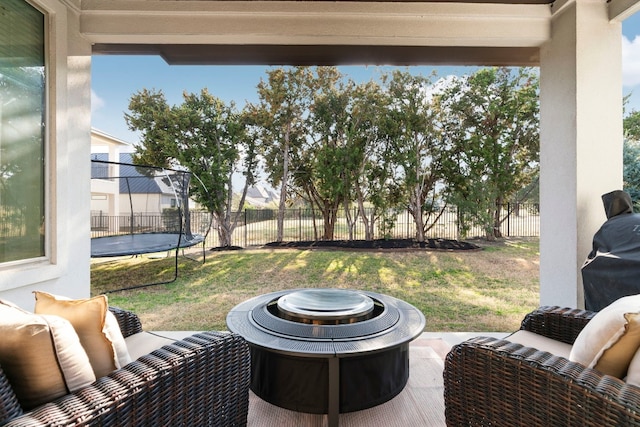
[328,357,339,427]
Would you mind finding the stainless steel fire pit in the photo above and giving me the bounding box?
[226,288,425,427]
[276,288,375,324]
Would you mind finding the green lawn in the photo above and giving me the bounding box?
[91,237,540,333]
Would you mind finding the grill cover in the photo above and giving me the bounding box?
[582,190,640,311]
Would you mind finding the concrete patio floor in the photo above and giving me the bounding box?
[246,332,508,427]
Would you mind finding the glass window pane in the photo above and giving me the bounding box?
[0,0,46,263]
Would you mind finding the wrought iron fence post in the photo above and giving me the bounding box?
[456,206,460,241]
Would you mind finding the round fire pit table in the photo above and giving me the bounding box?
[226,288,425,427]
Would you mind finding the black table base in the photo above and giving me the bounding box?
[226,289,425,427]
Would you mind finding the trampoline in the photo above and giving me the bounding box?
[91,232,205,258]
[91,158,209,290]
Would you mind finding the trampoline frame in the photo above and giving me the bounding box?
[91,159,210,291]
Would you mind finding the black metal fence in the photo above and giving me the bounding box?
[91,211,182,234]
[91,203,540,248]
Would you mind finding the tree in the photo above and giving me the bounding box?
[125,88,258,247]
[623,139,640,205]
[383,70,446,242]
[437,67,539,240]
[292,66,348,240]
[345,80,399,240]
[624,109,640,141]
[250,67,311,242]
[624,110,640,205]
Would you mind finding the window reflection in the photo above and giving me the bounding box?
[0,0,45,263]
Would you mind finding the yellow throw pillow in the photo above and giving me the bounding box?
[0,299,96,410]
[34,291,132,379]
[569,295,640,378]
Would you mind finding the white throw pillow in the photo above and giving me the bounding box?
[569,295,640,378]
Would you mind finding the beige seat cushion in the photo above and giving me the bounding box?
[569,295,640,378]
[0,299,96,410]
[34,291,132,378]
[125,331,198,361]
[506,330,572,359]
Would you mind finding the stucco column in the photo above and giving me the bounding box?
[64,5,93,298]
[539,0,622,308]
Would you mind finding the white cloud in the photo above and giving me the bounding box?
[420,74,460,103]
[91,89,105,113]
[622,35,640,87]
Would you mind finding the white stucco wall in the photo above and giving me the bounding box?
[539,0,623,308]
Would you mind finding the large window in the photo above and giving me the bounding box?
[0,0,46,263]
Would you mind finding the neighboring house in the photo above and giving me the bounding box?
[91,152,178,217]
[90,130,185,235]
[0,0,634,309]
[90,129,130,226]
[245,184,280,208]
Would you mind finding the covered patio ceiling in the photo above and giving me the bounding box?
[85,0,638,67]
[84,0,552,67]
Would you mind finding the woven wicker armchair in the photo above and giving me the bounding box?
[444,306,640,426]
[0,307,251,427]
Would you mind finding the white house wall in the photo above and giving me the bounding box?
[124,194,168,215]
[539,0,623,308]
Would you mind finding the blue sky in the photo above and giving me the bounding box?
[92,15,640,145]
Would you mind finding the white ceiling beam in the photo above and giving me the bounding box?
[609,0,640,22]
[80,1,551,47]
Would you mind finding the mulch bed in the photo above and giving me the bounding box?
[263,238,481,251]
[209,246,244,251]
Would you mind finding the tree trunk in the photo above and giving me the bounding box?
[179,174,193,239]
[216,217,233,247]
[354,180,374,240]
[412,205,426,242]
[409,185,426,242]
[344,203,358,241]
[276,129,290,242]
[492,203,503,238]
[322,203,338,240]
[323,210,332,240]
[358,200,373,241]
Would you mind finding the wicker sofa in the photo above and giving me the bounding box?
[0,307,251,426]
[444,306,640,426]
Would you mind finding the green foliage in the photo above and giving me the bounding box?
[437,67,540,239]
[624,111,640,208]
[624,139,640,206]
[298,66,348,239]
[382,70,445,242]
[125,88,259,246]
[624,109,640,141]
[122,66,542,244]
[250,66,312,241]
